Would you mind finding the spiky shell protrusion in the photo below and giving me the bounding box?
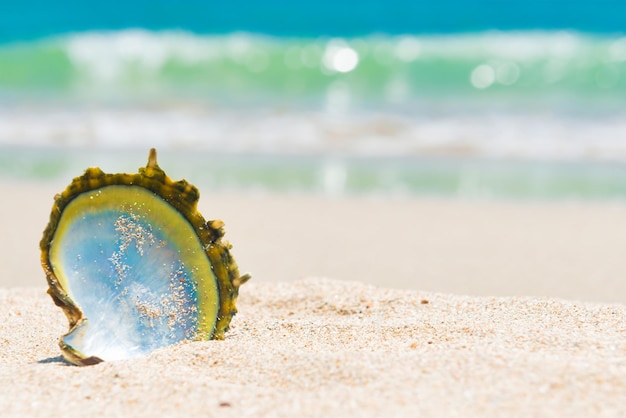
[40,149,250,365]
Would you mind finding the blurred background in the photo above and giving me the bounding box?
[3,1,626,302]
[1,0,626,198]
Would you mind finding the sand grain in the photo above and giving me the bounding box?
[1,279,625,417]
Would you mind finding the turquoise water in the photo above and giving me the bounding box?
[1,31,625,103]
[2,0,625,41]
[1,1,626,199]
[4,147,626,200]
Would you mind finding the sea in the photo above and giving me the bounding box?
[2,0,626,199]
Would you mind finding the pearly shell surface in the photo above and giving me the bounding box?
[40,149,249,365]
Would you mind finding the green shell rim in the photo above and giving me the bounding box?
[40,148,250,366]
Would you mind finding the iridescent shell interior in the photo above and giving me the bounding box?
[41,149,248,365]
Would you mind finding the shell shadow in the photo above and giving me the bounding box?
[37,355,72,365]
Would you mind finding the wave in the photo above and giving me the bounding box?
[3,104,626,162]
[3,30,626,165]
[0,29,625,103]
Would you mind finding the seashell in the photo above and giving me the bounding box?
[40,149,250,366]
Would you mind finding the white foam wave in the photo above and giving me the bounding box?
[55,29,624,84]
[63,29,280,84]
[3,104,626,162]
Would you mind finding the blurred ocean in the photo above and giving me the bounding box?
[1,0,626,199]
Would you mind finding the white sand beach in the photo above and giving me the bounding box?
[1,279,625,417]
[2,1,626,415]
[1,182,626,416]
[4,181,626,302]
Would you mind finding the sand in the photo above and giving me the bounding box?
[1,279,625,417]
[1,182,626,416]
[4,181,626,303]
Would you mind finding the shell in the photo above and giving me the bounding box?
[40,149,250,365]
